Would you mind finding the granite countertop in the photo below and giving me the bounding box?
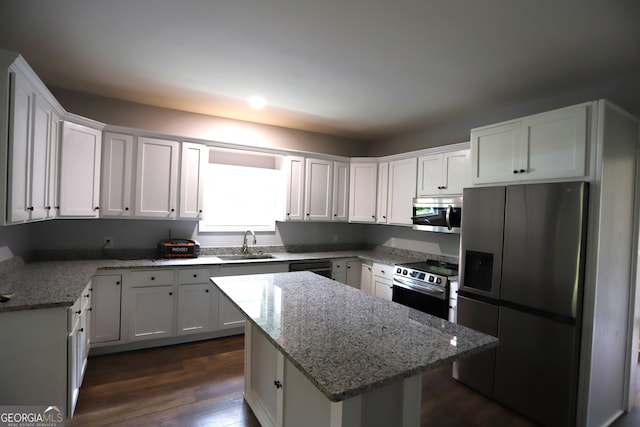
[0,249,435,313]
[212,271,497,402]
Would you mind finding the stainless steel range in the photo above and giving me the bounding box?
[392,260,458,322]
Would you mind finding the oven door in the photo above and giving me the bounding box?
[392,280,449,320]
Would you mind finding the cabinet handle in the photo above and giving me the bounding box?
[347,265,351,269]
[116,281,120,285]
[151,277,155,280]
[171,208,175,212]
[55,206,60,210]
[274,380,283,389]
[75,310,81,315]
[125,207,129,211]
[334,213,337,217]
[79,328,84,333]
[306,213,310,216]
[513,170,519,174]
[519,169,526,173]
[94,206,100,210]
[45,206,51,210]
[382,215,386,219]
[205,289,209,293]
[372,215,375,219]
[193,274,198,278]
[198,210,203,213]
[169,292,173,296]
[27,207,34,211]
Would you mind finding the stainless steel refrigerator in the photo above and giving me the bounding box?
[453,182,588,427]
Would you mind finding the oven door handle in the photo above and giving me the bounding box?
[445,205,452,230]
[393,277,447,300]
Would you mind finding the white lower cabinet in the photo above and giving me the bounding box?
[128,284,176,341]
[69,284,92,416]
[345,259,361,288]
[177,267,218,335]
[91,274,122,344]
[244,322,421,427]
[331,259,347,283]
[372,262,393,301]
[360,263,373,294]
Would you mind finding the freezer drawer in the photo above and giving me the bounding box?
[494,306,579,427]
[452,295,499,397]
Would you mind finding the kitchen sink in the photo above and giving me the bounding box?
[215,254,275,261]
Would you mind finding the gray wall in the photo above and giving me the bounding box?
[0,223,31,261]
[368,74,640,156]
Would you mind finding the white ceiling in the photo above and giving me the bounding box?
[1,1,639,140]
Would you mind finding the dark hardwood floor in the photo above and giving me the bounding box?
[71,336,536,426]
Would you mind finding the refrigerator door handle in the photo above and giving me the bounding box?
[445,205,452,230]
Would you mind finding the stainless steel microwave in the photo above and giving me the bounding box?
[412,196,462,233]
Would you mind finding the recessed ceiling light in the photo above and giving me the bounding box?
[248,95,266,109]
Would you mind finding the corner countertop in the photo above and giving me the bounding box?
[212,271,497,402]
[0,250,434,313]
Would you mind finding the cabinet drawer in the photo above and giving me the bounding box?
[372,263,393,279]
[130,270,174,286]
[177,268,212,284]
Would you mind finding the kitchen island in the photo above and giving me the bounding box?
[212,271,497,427]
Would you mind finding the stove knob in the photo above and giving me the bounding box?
[436,277,442,285]
[396,267,402,274]
[428,275,435,283]
[403,269,408,275]
[419,273,426,280]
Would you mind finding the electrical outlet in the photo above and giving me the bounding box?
[103,237,114,249]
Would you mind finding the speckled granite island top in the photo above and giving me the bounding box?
[212,271,497,402]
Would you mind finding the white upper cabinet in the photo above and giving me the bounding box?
[417,149,470,196]
[179,142,206,219]
[283,156,305,221]
[135,136,179,218]
[386,157,417,225]
[348,162,377,223]
[471,103,589,184]
[46,110,61,219]
[304,157,332,221]
[5,70,61,223]
[101,132,134,217]
[59,121,102,217]
[332,161,349,221]
[376,162,389,224]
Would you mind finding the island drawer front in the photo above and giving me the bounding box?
[130,270,174,286]
[372,262,393,279]
[177,268,212,284]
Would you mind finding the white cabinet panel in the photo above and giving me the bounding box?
[178,283,214,335]
[59,121,102,217]
[387,157,417,225]
[179,142,206,219]
[332,161,349,221]
[30,94,52,220]
[284,156,305,221]
[331,259,347,283]
[135,136,179,218]
[101,132,134,217]
[304,157,332,221]
[348,162,377,222]
[418,149,469,196]
[360,263,373,294]
[346,260,361,288]
[376,162,389,224]
[91,275,122,344]
[127,285,175,341]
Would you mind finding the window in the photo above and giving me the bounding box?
[199,149,283,232]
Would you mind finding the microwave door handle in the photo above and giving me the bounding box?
[445,205,452,230]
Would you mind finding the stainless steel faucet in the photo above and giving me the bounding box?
[241,230,256,254]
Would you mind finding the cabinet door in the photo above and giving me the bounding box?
[128,285,175,341]
[346,260,361,288]
[59,122,102,217]
[178,283,213,335]
[348,162,377,222]
[304,158,332,221]
[387,157,417,225]
[332,161,349,221]
[376,162,389,224]
[521,104,587,181]
[373,278,393,301]
[284,156,305,221]
[7,72,33,223]
[219,293,246,330]
[29,94,52,221]
[135,136,179,218]
[101,132,134,217]
[331,259,347,283]
[360,263,372,294]
[179,142,206,219]
[91,275,122,344]
[442,149,470,195]
[46,110,61,219]
[470,122,520,184]
[417,154,444,196]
